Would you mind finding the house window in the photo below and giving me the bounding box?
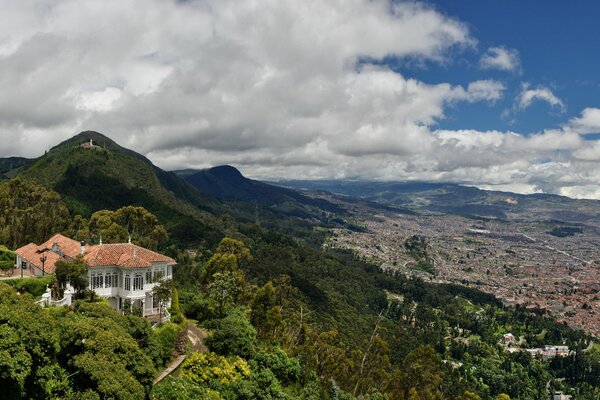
[105,272,118,288]
[124,274,131,291]
[133,273,144,291]
[153,266,167,280]
[118,272,123,288]
[146,269,152,284]
[91,272,103,289]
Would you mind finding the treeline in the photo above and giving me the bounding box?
[0,177,168,249]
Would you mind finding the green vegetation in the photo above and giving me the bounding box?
[0,283,177,399]
[0,245,15,270]
[0,178,70,249]
[3,276,52,297]
[162,235,599,399]
[547,226,583,237]
[404,235,435,274]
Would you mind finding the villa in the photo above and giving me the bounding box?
[15,234,176,316]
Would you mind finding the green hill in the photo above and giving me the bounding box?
[17,131,223,245]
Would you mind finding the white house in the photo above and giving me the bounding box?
[15,234,176,316]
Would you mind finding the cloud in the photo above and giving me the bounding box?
[568,107,600,134]
[1,1,600,199]
[479,46,520,72]
[516,84,565,111]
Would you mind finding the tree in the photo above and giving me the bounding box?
[152,279,174,325]
[170,287,183,324]
[0,178,70,248]
[204,237,252,278]
[181,352,251,386]
[205,310,257,358]
[208,272,240,315]
[0,324,33,398]
[401,345,445,400]
[54,257,89,299]
[89,206,168,249]
[250,281,284,339]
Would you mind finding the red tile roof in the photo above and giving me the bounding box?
[84,243,175,269]
[40,234,82,258]
[15,234,175,272]
[15,234,81,274]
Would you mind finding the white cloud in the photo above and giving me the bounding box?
[479,46,520,72]
[1,1,600,199]
[568,107,600,134]
[517,84,565,111]
[463,80,505,102]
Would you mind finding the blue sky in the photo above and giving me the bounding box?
[405,0,600,134]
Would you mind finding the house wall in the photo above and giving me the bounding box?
[15,255,44,277]
[88,262,173,315]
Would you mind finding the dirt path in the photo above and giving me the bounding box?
[187,323,208,353]
[153,322,209,385]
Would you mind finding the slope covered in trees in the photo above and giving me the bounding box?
[165,235,600,399]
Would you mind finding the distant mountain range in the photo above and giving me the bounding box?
[275,180,600,225]
[3,131,600,241]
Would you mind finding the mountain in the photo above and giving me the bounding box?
[179,165,346,218]
[276,179,600,224]
[10,132,348,244]
[0,156,34,181]
[15,131,223,244]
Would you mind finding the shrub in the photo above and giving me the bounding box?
[154,322,183,366]
[4,276,52,297]
[204,309,256,358]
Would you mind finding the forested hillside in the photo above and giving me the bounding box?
[0,132,599,399]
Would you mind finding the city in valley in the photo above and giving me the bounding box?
[323,195,600,337]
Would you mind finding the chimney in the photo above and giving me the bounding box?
[99,236,103,246]
[80,241,86,255]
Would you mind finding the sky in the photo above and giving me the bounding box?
[1,0,600,198]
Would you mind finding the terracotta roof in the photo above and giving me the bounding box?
[39,234,82,258]
[14,233,81,274]
[84,243,176,269]
[15,234,174,272]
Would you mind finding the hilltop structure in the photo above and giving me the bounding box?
[15,234,176,316]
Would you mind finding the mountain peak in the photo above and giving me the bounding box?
[207,165,244,181]
[52,131,121,152]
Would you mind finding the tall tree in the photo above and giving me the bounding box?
[89,206,168,249]
[54,257,89,299]
[0,178,70,248]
